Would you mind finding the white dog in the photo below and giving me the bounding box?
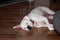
[13,7,55,31]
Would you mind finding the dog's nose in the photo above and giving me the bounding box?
[27,26,32,31]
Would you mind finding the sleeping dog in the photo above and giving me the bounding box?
[13,7,55,31]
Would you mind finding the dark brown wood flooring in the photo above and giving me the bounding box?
[0,2,60,40]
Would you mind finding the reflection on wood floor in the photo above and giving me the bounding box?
[0,2,60,40]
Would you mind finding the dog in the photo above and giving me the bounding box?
[13,7,55,31]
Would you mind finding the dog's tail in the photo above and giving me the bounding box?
[39,7,55,15]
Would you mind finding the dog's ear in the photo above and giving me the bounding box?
[13,25,21,29]
[23,16,30,20]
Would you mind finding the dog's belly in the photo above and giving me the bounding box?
[28,15,48,28]
[34,22,47,28]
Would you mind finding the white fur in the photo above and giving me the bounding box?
[13,7,55,31]
[20,16,33,31]
[39,7,55,15]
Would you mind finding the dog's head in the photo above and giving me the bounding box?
[20,16,33,31]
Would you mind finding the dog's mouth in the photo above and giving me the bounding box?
[27,26,32,31]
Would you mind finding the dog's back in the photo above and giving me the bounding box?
[28,7,48,19]
[28,7,55,19]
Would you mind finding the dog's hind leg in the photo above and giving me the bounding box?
[43,17,54,30]
[40,7,55,15]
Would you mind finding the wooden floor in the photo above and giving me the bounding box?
[0,2,60,40]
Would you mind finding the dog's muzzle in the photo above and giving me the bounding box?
[27,26,32,31]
